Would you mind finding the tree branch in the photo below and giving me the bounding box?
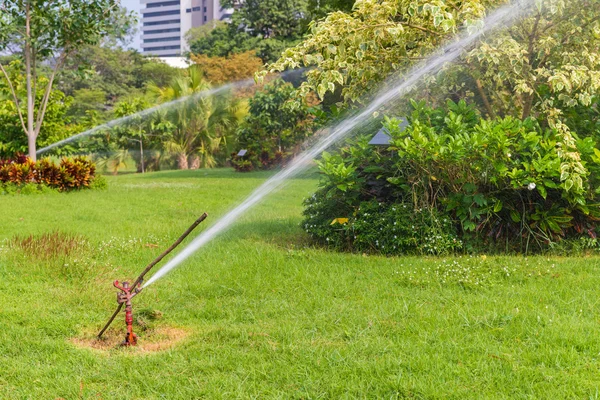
[0,62,27,133]
[354,21,443,37]
[34,50,69,136]
[405,24,443,36]
[536,15,600,70]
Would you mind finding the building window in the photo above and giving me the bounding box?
[203,16,207,22]
[146,1,180,8]
[144,27,181,35]
[192,6,201,11]
[143,45,181,51]
[143,36,180,43]
[203,6,207,12]
[143,19,180,26]
[142,9,180,18]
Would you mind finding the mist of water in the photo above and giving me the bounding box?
[36,78,256,155]
[138,0,535,288]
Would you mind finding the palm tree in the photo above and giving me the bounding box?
[151,66,245,169]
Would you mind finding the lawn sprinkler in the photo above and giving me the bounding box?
[97,213,208,345]
[113,280,142,346]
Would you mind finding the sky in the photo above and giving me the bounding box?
[122,0,142,51]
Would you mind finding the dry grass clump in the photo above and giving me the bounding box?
[9,231,88,260]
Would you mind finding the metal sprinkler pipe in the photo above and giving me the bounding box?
[113,280,141,346]
[97,213,208,339]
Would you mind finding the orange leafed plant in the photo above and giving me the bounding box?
[190,51,264,84]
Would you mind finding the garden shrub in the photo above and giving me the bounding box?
[304,100,600,253]
[89,174,108,191]
[0,155,103,192]
[303,194,462,255]
[0,182,58,195]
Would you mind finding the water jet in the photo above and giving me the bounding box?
[140,0,536,289]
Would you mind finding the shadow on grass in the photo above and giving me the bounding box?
[216,217,311,249]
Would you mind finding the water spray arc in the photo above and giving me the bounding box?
[97,213,208,343]
[37,68,307,156]
[36,80,254,156]
[142,0,536,289]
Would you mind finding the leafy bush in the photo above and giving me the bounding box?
[231,156,254,172]
[0,155,103,192]
[0,182,58,195]
[304,100,600,253]
[89,174,108,191]
[303,195,462,255]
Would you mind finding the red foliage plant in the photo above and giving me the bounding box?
[0,155,97,191]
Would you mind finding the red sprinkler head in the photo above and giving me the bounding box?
[113,280,142,346]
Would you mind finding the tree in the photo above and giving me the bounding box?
[60,46,179,100]
[223,0,308,39]
[190,51,264,84]
[234,79,316,170]
[264,0,492,103]
[0,61,79,158]
[68,88,107,119]
[185,21,227,45]
[113,98,152,173]
[265,0,600,199]
[0,0,129,160]
[151,66,245,169]
[190,0,313,63]
[461,1,600,123]
[458,1,600,197]
[307,0,355,20]
[188,22,264,60]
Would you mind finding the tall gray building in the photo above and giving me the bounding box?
[141,0,233,57]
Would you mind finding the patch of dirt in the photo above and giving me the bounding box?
[70,326,190,354]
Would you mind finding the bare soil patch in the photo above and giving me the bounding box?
[70,326,190,354]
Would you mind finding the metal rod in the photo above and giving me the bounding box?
[97,212,208,338]
[130,212,208,289]
[97,303,123,338]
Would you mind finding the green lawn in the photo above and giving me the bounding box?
[1,168,600,399]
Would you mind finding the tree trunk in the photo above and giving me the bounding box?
[25,1,36,161]
[177,153,189,170]
[189,155,200,170]
[474,78,496,119]
[139,140,145,173]
[27,135,37,161]
[521,93,534,120]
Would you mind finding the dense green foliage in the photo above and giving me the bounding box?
[190,0,356,63]
[150,66,245,170]
[60,46,179,119]
[189,24,263,59]
[232,79,315,171]
[304,101,600,253]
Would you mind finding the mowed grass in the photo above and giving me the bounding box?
[1,168,600,399]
